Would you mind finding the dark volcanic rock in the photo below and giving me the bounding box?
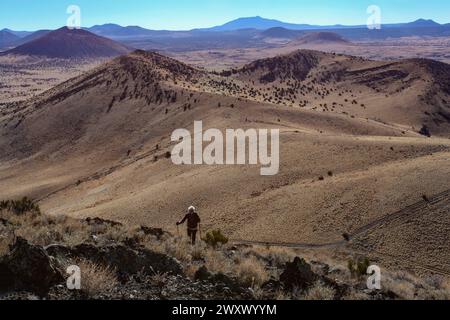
[46,243,183,276]
[85,217,123,227]
[194,266,213,281]
[193,266,247,295]
[211,272,246,294]
[279,257,317,290]
[140,226,167,240]
[0,238,64,296]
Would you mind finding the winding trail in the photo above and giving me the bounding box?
[233,188,450,276]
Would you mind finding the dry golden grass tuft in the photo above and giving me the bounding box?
[77,259,118,297]
[151,237,271,288]
[235,257,269,287]
[275,290,291,301]
[185,264,199,279]
[0,236,11,256]
[342,290,370,300]
[0,207,150,248]
[148,236,193,263]
[383,271,450,300]
[190,245,206,261]
[301,281,336,300]
[244,246,296,268]
[1,209,89,247]
[150,271,169,289]
[204,249,232,274]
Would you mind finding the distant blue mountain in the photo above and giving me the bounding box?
[0,29,19,48]
[404,19,441,27]
[87,24,173,38]
[205,16,326,31]
[1,28,32,38]
[87,24,153,37]
[88,24,126,35]
[381,19,442,28]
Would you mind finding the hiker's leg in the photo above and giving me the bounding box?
[187,229,193,244]
[192,230,197,245]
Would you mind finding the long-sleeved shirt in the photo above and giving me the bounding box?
[179,212,201,230]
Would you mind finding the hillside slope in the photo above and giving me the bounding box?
[295,32,350,44]
[0,50,449,275]
[216,50,450,136]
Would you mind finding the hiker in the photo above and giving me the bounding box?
[177,206,201,245]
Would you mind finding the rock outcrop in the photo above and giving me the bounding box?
[279,257,317,290]
[0,238,64,296]
[45,242,183,277]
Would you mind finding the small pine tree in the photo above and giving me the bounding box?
[348,257,371,278]
[203,230,229,248]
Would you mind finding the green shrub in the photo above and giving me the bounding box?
[0,197,41,215]
[348,257,371,278]
[203,230,229,248]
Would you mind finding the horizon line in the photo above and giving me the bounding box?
[1,16,448,33]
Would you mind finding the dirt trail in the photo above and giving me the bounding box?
[233,188,450,276]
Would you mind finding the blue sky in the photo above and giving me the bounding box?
[1,0,449,31]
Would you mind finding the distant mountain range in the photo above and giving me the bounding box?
[1,28,32,38]
[81,18,450,43]
[83,17,449,35]
[87,24,174,38]
[202,16,445,31]
[1,17,450,52]
[2,17,448,36]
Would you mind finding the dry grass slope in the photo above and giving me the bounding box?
[1,206,448,300]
